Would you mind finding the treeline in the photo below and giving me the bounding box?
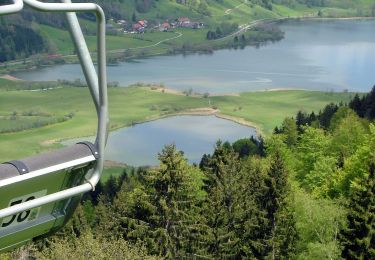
[349,87,375,120]
[206,22,238,40]
[0,22,45,62]
[232,24,284,48]
[274,86,375,198]
[275,85,375,134]
[269,87,375,258]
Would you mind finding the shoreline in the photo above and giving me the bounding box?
[58,106,262,146]
[2,16,374,76]
[0,74,23,81]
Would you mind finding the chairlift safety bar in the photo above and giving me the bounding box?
[0,0,23,15]
[0,0,108,219]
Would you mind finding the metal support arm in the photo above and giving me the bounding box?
[0,0,23,15]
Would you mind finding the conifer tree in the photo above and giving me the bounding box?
[236,157,269,258]
[263,150,297,259]
[147,144,204,259]
[202,141,242,258]
[340,163,375,259]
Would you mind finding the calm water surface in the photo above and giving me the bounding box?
[64,115,256,166]
[14,20,375,93]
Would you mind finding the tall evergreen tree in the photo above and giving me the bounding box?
[263,150,297,259]
[364,85,375,120]
[349,93,365,118]
[340,163,375,259]
[202,141,242,258]
[236,157,269,258]
[147,144,204,258]
[319,103,338,130]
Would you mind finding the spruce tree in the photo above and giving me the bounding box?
[365,85,375,120]
[263,150,297,259]
[147,144,204,259]
[349,93,364,117]
[236,157,269,258]
[340,163,375,259]
[202,141,242,258]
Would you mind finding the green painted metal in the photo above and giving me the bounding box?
[0,163,93,251]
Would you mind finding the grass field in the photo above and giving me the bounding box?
[0,80,353,162]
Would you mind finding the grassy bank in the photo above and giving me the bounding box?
[0,82,353,162]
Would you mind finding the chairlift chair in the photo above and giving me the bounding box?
[0,0,108,252]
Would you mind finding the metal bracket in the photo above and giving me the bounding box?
[3,161,29,175]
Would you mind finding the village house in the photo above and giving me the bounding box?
[170,21,178,28]
[132,23,144,33]
[177,17,190,26]
[131,20,148,33]
[159,22,170,32]
[138,20,148,27]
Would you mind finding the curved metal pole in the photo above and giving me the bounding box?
[63,0,100,109]
[0,0,23,15]
[0,0,108,219]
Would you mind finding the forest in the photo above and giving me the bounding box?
[2,87,374,259]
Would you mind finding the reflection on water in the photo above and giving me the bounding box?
[63,115,256,166]
[14,20,375,93]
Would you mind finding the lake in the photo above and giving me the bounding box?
[14,19,375,94]
[63,115,256,166]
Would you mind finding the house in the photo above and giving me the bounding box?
[160,22,170,32]
[138,20,148,27]
[177,17,190,26]
[170,21,177,28]
[132,23,146,33]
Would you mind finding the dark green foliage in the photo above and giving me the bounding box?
[0,23,45,62]
[263,150,297,259]
[135,0,154,13]
[199,153,211,169]
[363,86,375,120]
[102,175,121,202]
[206,22,238,40]
[340,163,375,259]
[201,141,243,258]
[319,103,339,130]
[232,136,265,158]
[200,142,296,259]
[236,157,269,258]
[349,93,365,118]
[97,145,204,259]
[146,144,203,258]
[348,86,375,120]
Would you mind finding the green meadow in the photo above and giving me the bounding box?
[0,80,353,162]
